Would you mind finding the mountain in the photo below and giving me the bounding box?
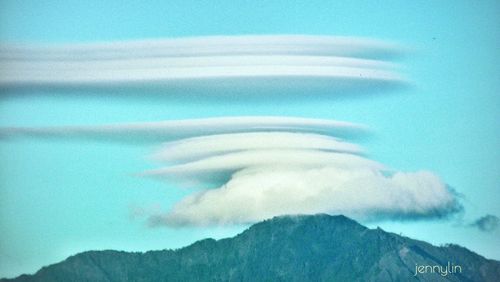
[3,214,499,281]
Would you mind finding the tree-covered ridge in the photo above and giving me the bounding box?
[3,214,500,282]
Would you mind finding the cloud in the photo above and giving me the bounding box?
[0,35,404,60]
[0,116,369,142]
[138,125,460,226]
[469,215,500,232]
[0,35,459,228]
[148,168,461,226]
[152,132,364,164]
[0,35,407,92]
[1,55,398,71]
[144,148,384,187]
[0,64,404,88]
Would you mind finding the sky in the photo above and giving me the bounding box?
[0,0,499,279]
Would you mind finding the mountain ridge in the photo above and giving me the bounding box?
[3,214,500,281]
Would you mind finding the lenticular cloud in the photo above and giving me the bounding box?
[152,132,364,164]
[0,116,461,226]
[0,116,368,142]
[141,121,460,226]
[0,35,406,93]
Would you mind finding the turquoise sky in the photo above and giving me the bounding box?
[0,0,499,278]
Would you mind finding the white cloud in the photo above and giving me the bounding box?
[153,132,363,164]
[0,35,459,229]
[0,35,404,60]
[0,35,406,90]
[149,167,460,226]
[1,55,397,71]
[140,127,460,226]
[0,115,461,227]
[0,116,368,142]
[0,64,404,87]
[144,149,384,187]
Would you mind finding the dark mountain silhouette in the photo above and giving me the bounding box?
[2,214,499,281]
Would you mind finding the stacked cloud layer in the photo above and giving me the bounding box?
[0,35,406,93]
[143,119,460,226]
[0,116,462,226]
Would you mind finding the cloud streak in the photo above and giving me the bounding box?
[0,65,404,88]
[0,35,407,92]
[152,132,364,164]
[0,35,404,60]
[0,116,369,142]
[145,148,384,188]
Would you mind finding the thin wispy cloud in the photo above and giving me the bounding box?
[2,55,398,70]
[0,35,404,60]
[0,66,404,88]
[0,116,369,142]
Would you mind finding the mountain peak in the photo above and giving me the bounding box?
[267,213,357,223]
[246,213,366,234]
